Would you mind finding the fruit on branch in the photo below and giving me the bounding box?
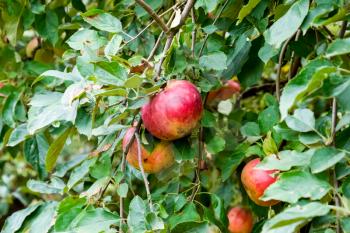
[227,207,253,233]
[206,80,241,107]
[122,127,175,173]
[241,158,279,206]
[141,80,203,140]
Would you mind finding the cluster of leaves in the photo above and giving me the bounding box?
[1,0,350,232]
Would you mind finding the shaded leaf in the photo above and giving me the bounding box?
[310,147,346,174]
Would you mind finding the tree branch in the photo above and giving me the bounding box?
[135,132,153,211]
[191,8,196,58]
[135,0,170,34]
[190,126,203,201]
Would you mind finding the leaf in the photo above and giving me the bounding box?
[310,147,346,174]
[61,82,86,105]
[173,138,196,160]
[2,92,21,128]
[258,149,314,171]
[341,176,350,199]
[35,10,59,44]
[238,0,261,21]
[67,29,104,50]
[124,75,143,88]
[168,203,201,230]
[326,38,350,57]
[91,124,127,136]
[262,170,331,203]
[1,204,40,233]
[2,0,25,46]
[45,127,72,172]
[279,59,335,119]
[262,132,278,156]
[264,0,309,48]
[7,123,29,147]
[258,106,280,134]
[285,108,316,132]
[24,135,49,179]
[199,52,227,71]
[67,158,96,189]
[104,34,123,58]
[262,202,330,233]
[206,136,226,154]
[27,178,65,195]
[240,122,261,137]
[80,177,110,198]
[36,70,80,83]
[94,61,128,86]
[117,183,129,198]
[201,110,216,128]
[127,196,147,233]
[54,154,88,177]
[195,0,220,13]
[82,12,122,33]
[28,202,58,233]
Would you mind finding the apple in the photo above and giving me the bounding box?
[206,80,241,107]
[227,207,253,233]
[26,37,40,58]
[141,80,203,140]
[241,158,279,206]
[122,127,175,173]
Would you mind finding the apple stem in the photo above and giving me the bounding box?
[135,132,154,211]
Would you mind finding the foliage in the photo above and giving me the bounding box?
[0,0,350,232]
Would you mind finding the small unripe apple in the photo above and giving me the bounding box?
[26,37,40,58]
[206,80,241,107]
[141,80,203,140]
[227,207,253,233]
[122,127,175,173]
[241,158,279,206]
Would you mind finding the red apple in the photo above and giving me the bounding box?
[122,127,175,173]
[227,207,253,233]
[241,158,279,206]
[206,80,241,107]
[141,80,203,140]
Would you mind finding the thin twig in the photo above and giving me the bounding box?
[191,8,196,58]
[288,29,301,80]
[135,132,153,211]
[190,126,204,201]
[154,0,196,79]
[276,36,294,101]
[198,0,230,57]
[147,10,176,62]
[135,0,170,34]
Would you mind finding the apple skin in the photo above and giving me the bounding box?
[122,127,175,173]
[141,80,203,140]
[227,207,253,233]
[241,158,279,207]
[206,80,241,107]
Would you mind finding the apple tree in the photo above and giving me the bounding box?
[1,0,350,232]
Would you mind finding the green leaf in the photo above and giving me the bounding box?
[2,92,21,128]
[326,38,350,57]
[258,106,280,134]
[27,178,64,195]
[61,82,86,105]
[206,135,226,154]
[117,183,129,198]
[262,132,278,156]
[341,176,350,199]
[127,196,147,233]
[262,202,330,233]
[258,149,314,171]
[199,52,227,71]
[240,122,261,137]
[104,34,123,58]
[67,158,96,189]
[54,154,88,177]
[82,11,122,33]
[90,154,112,179]
[264,0,309,48]
[173,138,196,160]
[201,110,216,128]
[94,61,128,86]
[262,170,331,203]
[195,0,220,13]
[67,29,104,50]
[80,177,110,198]
[24,135,49,179]
[1,204,40,233]
[285,108,316,132]
[28,202,58,233]
[45,127,72,172]
[310,147,346,174]
[124,75,143,88]
[279,59,335,119]
[1,0,25,46]
[168,203,201,230]
[7,123,29,147]
[238,0,261,21]
[35,10,59,44]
